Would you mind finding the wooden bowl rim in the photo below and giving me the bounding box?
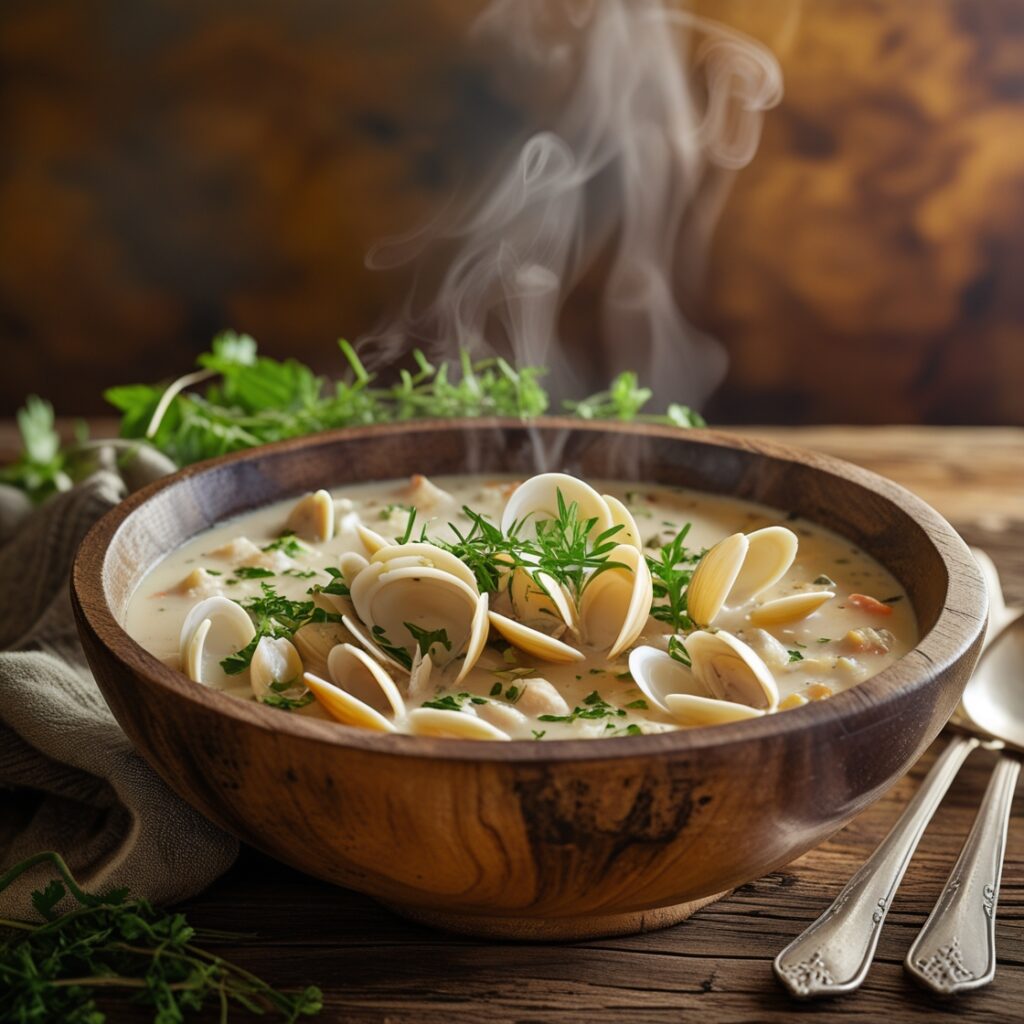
[72,418,987,764]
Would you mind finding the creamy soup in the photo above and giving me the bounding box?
[124,473,917,740]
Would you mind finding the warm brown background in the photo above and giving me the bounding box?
[1,0,1022,424]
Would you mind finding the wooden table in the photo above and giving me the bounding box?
[6,423,1024,1022]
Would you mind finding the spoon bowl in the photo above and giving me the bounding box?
[960,614,1024,752]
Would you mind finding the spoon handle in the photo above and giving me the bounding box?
[904,753,1020,994]
[774,735,978,998]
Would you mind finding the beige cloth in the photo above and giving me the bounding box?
[0,452,238,917]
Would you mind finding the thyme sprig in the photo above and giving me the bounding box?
[0,851,321,1023]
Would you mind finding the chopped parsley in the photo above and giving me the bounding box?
[404,622,452,659]
[260,678,314,711]
[262,531,307,558]
[787,649,805,663]
[538,690,627,724]
[220,583,342,675]
[307,566,350,599]
[233,566,275,579]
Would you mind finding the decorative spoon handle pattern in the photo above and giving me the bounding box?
[774,735,979,998]
[905,753,1020,994]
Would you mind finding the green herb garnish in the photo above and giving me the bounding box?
[370,626,414,670]
[787,649,805,663]
[667,635,691,667]
[404,622,452,658]
[647,524,699,631]
[219,583,341,675]
[233,565,276,579]
[307,566,350,599]
[262,532,306,558]
[260,678,315,711]
[0,851,322,1022]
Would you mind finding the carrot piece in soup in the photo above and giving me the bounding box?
[848,593,894,616]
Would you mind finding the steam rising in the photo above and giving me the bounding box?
[362,0,782,411]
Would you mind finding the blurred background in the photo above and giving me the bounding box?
[1,0,1022,425]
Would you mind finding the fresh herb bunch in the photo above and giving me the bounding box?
[0,851,321,1023]
[4,332,705,503]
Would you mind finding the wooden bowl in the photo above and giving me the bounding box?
[71,421,987,939]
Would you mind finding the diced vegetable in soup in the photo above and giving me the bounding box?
[124,473,918,740]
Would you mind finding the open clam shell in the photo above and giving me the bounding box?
[749,590,834,627]
[686,526,799,626]
[285,489,335,543]
[455,592,491,683]
[406,707,511,741]
[686,630,779,710]
[730,526,799,604]
[508,566,578,633]
[578,544,653,658]
[371,542,479,592]
[250,636,304,700]
[627,645,704,712]
[488,611,584,663]
[304,670,397,732]
[664,693,766,726]
[602,494,643,550]
[327,642,406,719]
[179,596,256,687]
[341,613,412,675]
[352,564,480,668]
[685,533,748,627]
[500,472,613,539]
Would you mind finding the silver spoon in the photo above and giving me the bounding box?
[904,614,1024,994]
[775,550,1017,999]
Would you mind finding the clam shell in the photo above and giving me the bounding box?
[577,544,653,658]
[663,693,766,726]
[179,596,256,687]
[508,566,577,633]
[405,707,511,741]
[686,630,779,710]
[356,524,392,555]
[353,565,480,667]
[730,526,799,603]
[339,552,369,587]
[488,611,584,663]
[372,542,478,592]
[327,643,406,718]
[685,533,748,627]
[341,613,412,675]
[407,649,434,703]
[602,494,643,549]
[292,617,353,678]
[454,592,491,683]
[500,472,613,539]
[250,636,303,699]
[285,489,335,543]
[627,645,704,712]
[304,671,397,732]
[749,590,834,627]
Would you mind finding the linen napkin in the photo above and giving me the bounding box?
[0,448,238,918]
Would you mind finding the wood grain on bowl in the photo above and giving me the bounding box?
[70,421,987,939]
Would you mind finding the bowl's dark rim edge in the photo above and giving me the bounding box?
[71,418,988,765]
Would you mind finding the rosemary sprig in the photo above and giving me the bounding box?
[0,851,321,1023]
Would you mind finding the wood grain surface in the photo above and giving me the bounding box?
[4,422,1024,1021]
